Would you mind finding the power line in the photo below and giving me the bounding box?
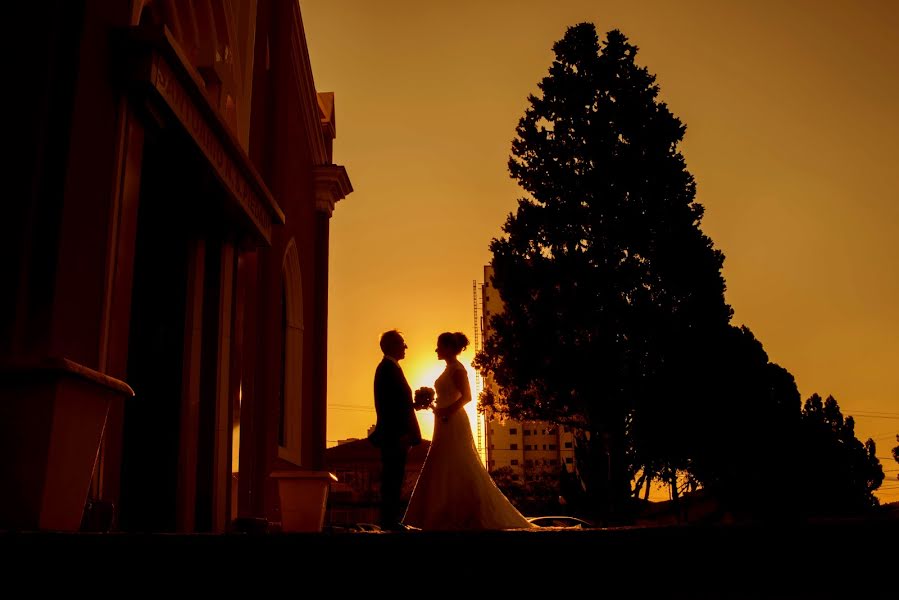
[330,405,375,413]
[845,407,899,416]
[851,414,899,420]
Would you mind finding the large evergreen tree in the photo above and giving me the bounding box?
[686,325,802,518]
[476,23,733,522]
[798,394,884,514]
[893,436,899,481]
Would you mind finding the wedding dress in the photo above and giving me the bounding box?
[403,360,536,530]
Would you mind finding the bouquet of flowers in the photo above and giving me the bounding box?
[413,386,435,411]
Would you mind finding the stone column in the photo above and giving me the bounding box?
[310,166,352,469]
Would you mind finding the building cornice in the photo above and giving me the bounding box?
[288,2,329,165]
[312,165,353,217]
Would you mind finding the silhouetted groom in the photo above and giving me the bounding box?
[368,329,421,531]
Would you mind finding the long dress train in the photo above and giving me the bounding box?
[403,360,535,530]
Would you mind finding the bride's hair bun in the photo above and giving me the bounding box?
[438,331,469,354]
[453,332,469,352]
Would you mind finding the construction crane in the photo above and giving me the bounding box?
[472,279,483,459]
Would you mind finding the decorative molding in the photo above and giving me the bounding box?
[287,2,329,166]
[312,165,353,217]
[0,357,134,397]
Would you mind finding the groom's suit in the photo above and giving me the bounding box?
[369,356,421,529]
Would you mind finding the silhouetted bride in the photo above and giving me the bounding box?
[403,331,536,530]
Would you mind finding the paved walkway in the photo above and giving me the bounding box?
[3,518,895,597]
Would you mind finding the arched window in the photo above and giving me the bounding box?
[278,239,304,465]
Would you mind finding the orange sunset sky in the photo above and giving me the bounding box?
[301,0,899,504]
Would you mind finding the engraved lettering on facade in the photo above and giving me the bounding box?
[151,55,272,239]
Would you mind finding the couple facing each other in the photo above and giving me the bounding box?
[368,329,535,531]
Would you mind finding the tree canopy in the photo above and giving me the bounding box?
[476,22,887,522]
[797,394,885,515]
[476,23,733,522]
[893,436,899,480]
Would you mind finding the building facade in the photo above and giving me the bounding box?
[485,422,576,480]
[3,0,350,533]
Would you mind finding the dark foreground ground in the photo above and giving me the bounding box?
[2,517,896,597]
